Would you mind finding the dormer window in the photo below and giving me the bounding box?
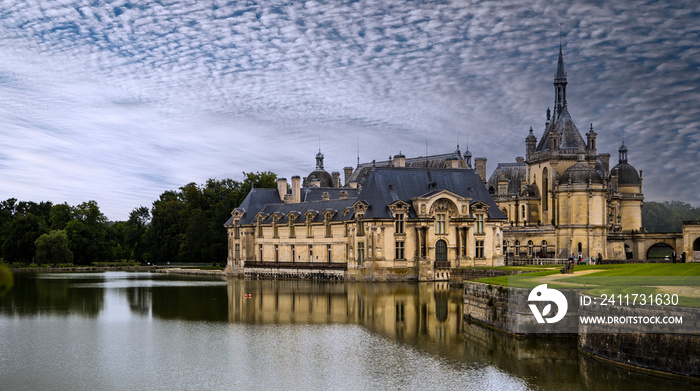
[475,213,484,234]
[357,213,365,236]
[436,213,446,234]
[395,213,405,234]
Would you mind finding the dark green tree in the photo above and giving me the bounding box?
[2,213,47,264]
[35,230,73,265]
[49,203,74,230]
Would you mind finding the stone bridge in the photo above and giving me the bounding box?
[616,221,700,261]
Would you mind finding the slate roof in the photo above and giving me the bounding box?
[346,150,468,187]
[358,167,507,220]
[299,187,360,202]
[535,107,587,152]
[226,188,281,226]
[257,199,357,224]
[486,162,527,195]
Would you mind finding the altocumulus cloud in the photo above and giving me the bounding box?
[0,0,698,219]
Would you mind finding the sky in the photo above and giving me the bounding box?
[0,0,698,221]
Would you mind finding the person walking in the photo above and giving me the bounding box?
[597,252,602,265]
[672,251,677,264]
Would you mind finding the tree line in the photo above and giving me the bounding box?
[0,172,277,266]
[642,201,700,233]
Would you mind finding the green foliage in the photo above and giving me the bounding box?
[35,230,74,265]
[642,201,700,233]
[0,171,277,266]
[0,264,13,296]
[2,213,47,264]
[148,171,277,264]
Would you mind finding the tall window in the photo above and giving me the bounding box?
[357,242,365,264]
[257,218,263,238]
[521,205,525,219]
[307,220,313,238]
[395,241,405,260]
[528,240,534,256]
[543,168,549,211]
[325,218,332,237]
[234,224,240,239]
[475,240,484,258]
[274,244,279,262]
[272,218,279,238]
[309,245,314,262]
[289,221,296,238]
[435,240,447,262]
[395,213,405,234]
[515,240,520,256]
[234,244,240,261]
[327,244,332,263]
[357,214,365,236]
[291,245,296,262]
[541,240,548,257]
[436,213,446,234]
[259,244,263,261]
[475,213,484,234]
[498,183,507,195]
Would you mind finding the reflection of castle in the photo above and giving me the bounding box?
[227,280,462,345]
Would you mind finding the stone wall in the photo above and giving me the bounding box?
[463,281,512,332]
[578,333,700,379]
[450,267,537,284]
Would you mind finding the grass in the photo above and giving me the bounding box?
[472,263,700,307]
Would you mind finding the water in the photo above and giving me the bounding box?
[0,272,694,390]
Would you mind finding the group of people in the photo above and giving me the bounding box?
[671,251,687,264]
[572,252,603,265]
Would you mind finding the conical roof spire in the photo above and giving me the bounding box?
[556,43,566,79]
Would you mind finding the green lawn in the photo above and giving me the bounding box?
[472,263,700,307]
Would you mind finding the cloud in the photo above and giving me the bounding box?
[0,0,698,219]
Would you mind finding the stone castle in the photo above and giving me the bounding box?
[225,46,700,280]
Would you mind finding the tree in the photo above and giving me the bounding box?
[2,213,47,264]
[35,230,73,265]
[643,201,700,232]
[49,203,73,230]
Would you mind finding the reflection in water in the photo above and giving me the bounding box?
[226,279,695,391]
[0,273,694,391]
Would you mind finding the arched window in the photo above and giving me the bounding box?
[515,240,520,256]
[528,240,534,256]
[435,239,447,262]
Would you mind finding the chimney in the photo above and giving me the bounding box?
[599,153,610,176]
[447,157,459,169]
[348,180,358,189]
[474,157,487,184]
[393,153,406,168]
[515,156,525,164]
[291,176,301,203]
[310,179,321,188]
[343,166,354,185]
[331,171,341,188]
[322,192,330,201]
[339,190,348,200]
[277,178,288,201]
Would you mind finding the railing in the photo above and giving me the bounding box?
[434,261,451,269]
[510,258,569,266]
[244,261,347,270]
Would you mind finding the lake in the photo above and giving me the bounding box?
[0,272,693,390]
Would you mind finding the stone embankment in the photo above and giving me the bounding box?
[11,266,156,273]
[155,268,225,277]
[463,278,700,381]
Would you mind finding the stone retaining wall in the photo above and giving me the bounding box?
[463,280,700,380]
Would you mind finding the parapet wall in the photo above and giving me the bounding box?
[463,280,700,380]
[578,332,700,379]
